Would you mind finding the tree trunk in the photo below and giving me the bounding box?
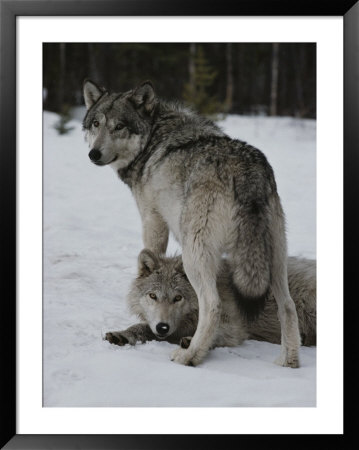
[88,43,100,82]
[189,43,196,93]
[224,43,233,113]
[237,45,245,114]
[57,43,66,112]
[295,45,306,117]
[270,43,279,116]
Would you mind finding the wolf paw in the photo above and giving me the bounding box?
[274,352,300,368]
[105,332,129,346]
[170,346,207,367]
[171,347,196,366]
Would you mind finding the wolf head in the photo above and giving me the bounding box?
[82,80,157,170]
[127,249,198,340]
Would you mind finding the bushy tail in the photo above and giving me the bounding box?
[230,280,268,321]
[230,197,273,321]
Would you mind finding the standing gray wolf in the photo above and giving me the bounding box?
[105,250,316,350]
[83,79,302,367]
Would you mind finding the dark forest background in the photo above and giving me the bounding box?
[43,43,316,119]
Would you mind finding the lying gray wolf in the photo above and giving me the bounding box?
[83,79,302,367]
[105,250,316,351]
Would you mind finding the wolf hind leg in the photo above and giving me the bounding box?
[270,200,301,368]
[272,275,301,368]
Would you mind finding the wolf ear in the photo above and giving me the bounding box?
[130,81,156,115]
[83,79,105,110]
[173,256,187,278]
[138,249,160,277]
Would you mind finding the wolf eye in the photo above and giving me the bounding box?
[93,120,99,127]
[174,295,182,302]
[115,123,124,131]
[149,293,157,300]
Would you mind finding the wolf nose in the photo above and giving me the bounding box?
[156,322,170,336]
[89,149,102,162]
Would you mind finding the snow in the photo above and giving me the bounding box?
[43,111,316,407]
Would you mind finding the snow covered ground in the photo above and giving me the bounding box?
[43,111,316,407]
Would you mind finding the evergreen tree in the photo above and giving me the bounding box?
[53,104,75,135]
[183,45,223,117]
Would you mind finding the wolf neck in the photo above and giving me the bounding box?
[117,101,225,188]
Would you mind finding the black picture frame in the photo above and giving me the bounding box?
[1,0,357,448]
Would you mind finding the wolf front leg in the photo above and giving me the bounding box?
[170,186,228,366]
[171,243,222,366]
[105,323,156,346]
[140,207,169,255]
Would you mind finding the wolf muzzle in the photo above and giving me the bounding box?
[89,149,118,166]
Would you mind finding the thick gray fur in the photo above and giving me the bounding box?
[83,80,301,367]
[105,251,316,352]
